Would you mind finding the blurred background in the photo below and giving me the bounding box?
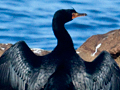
[0,0,120,50]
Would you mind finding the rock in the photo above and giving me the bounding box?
[0,43,12,56]
[31,48,51,56]
[77,29,120,66]
[0,43,50,57]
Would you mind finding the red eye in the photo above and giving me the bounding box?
[72,13,75,17]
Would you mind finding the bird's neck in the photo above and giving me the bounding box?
[52,19,75,52]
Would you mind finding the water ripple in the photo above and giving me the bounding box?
[0,0,120,50]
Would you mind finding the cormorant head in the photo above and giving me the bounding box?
[53,9,87,24]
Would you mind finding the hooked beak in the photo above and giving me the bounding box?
[72,13,87,19]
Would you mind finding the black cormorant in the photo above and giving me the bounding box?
[0,9,120,90]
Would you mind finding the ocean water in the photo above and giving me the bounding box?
[0,0,120,50]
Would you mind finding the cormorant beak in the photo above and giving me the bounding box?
[72,13,87,19]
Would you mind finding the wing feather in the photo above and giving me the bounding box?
[0,41,37,90]
[72,51,120,90]
[85,51,120,90]
[0,41,57,90]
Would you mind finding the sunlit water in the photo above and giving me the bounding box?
[0,0,120,50]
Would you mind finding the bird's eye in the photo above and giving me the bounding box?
[72,13,75,17]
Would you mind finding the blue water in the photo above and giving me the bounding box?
[0,0,120,50]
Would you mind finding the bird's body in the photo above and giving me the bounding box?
[44,50,120,90]
[0,9,120,90]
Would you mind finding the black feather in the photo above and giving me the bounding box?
[0,9,120,90]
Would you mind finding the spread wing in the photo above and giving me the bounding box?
[90,51,120,90]
[73,51,120,90]
[0,41,56,90]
